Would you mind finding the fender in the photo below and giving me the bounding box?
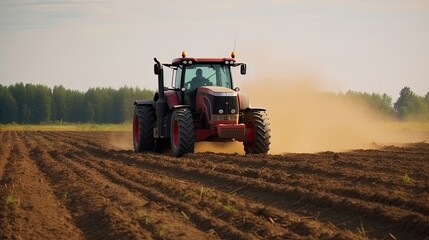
[243,107,266,112]
[237,92,251,110]
[171,105,191,110]
[237,92,266,112]
[154,91,182,110]
[134,100,153,106]
[164,91,180,109]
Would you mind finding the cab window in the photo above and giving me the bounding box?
[183,64,232,90]
[174,66,183,89]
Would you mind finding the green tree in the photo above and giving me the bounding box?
[52,85,67,122]
[8,83,28,123]
[85,88,104,123]
[23,84,52,123]
[394,87,426,120]
[345,91,394,116]
[423,92,429,120]
[65,89,85,122]
[86,102,95,122]
[0,85,18,123]
[3,83,154,124]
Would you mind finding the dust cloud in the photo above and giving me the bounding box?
[108,132,133,151]
[240,78,428,154]
[106,130,244,153]
[108,80,428,154]
[195,142,244,154]
[108,131,245,153]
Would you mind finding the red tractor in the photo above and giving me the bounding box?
[133,52,271,157]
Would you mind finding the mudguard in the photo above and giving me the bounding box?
[171,105,191,110]
[237,92,251,110]
[134,100,153,106]
[243,107,266,112]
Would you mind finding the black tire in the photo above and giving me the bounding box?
[133,105,155,152]
[170,108,195,157]
[242,110,271,154]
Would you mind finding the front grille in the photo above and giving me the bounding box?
[209,95,238,114]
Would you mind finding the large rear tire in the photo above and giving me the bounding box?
[133,105,155,152]
[170,108,195,157]
[242,110,271,154]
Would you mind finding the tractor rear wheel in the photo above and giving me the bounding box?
[242,110,271,154]
[170,108,195,157]
[133,105,155,152]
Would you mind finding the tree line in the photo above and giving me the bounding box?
[0,83,153,124]
[341,87,429,120]
[0,83,428,124]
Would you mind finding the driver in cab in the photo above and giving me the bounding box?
[190,69,211,90]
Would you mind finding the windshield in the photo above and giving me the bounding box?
[182,64,232,90]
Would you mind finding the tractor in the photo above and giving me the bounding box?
[133,51,271,157]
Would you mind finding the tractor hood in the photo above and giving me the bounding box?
[197,86,237,97]
[195,86,239,116]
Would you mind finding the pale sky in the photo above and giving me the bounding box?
[1,0,429,99]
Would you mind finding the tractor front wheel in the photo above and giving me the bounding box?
[133,105,155,152]
[242,110,271,154]
[170,108,195,157]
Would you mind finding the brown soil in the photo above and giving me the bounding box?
[0,131,428,240]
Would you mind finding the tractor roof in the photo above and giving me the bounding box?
[171,57,236,66]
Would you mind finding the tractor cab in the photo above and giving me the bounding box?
[169,52,243,107]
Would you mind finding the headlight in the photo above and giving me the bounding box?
[231,109,236,114]
[218,109,224,114]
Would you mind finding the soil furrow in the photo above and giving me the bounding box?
[0,131,83,240]
[103,151,428,239]
[1,130,427,240]
[34,132,259,240]
[71,151,310,239]
[24,132,152,239]
[61,149,392,237]
[38,131,362,239]
[82,141,426,208]
[63,131,429,239]
[27,132,216,240]
[0,131,12,180]
[177,152,429,217]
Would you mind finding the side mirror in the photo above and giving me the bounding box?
[154,64,160,75]
[240,64,247,75]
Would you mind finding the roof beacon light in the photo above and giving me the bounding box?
[231,51,236,58]
[181,50,186,58]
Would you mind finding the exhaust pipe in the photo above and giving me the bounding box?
[154,58,166,138]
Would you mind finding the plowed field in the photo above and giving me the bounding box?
[0,131,428,239]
